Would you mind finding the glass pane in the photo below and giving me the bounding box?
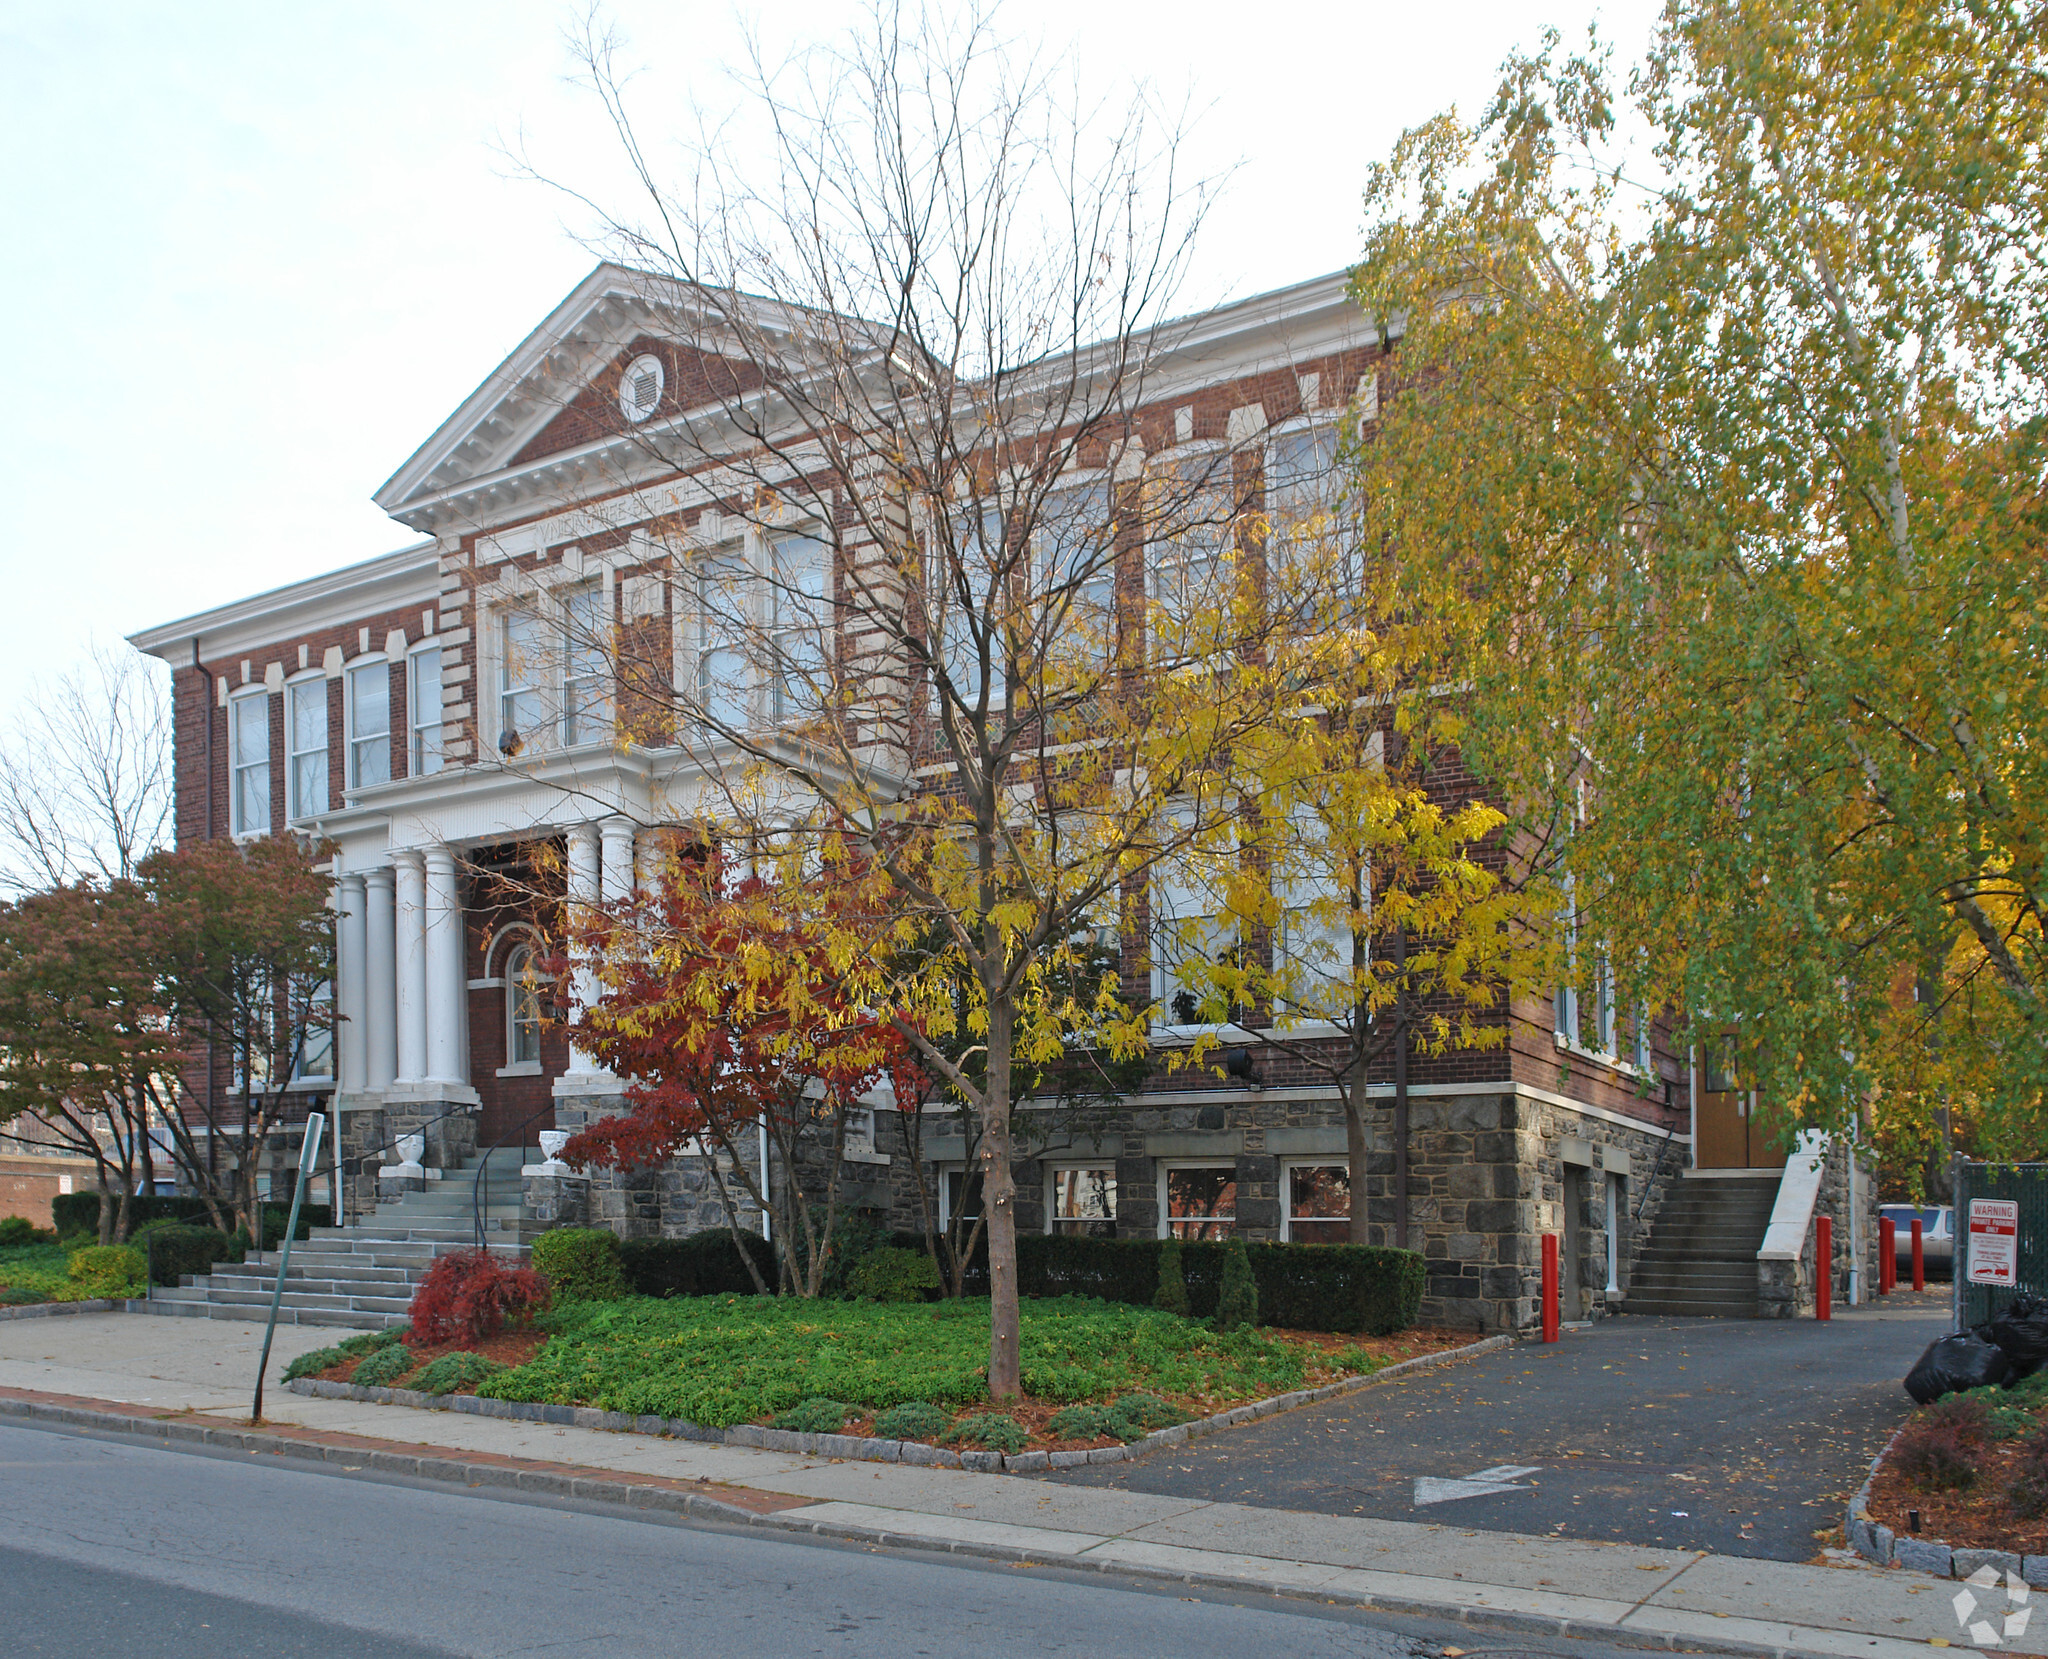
[411,648,443,775]
[289,681,324,752]
[236,762,270,834]
[1165,1166,1236,1240]
[771,532,829,719]
[1266,425,1337,524]
[232,697,267,765]
[1051,1166,1117,1236]
[292,753,326,820]
[945,1168,985,1223]
[696,555,751,731]
[1288,1164,1350,1244]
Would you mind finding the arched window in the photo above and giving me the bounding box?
[505,943,542,1067]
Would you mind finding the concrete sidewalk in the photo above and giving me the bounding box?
[0,1311,2000,1659]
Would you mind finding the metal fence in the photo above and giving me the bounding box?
[1953,1159,2048,1328]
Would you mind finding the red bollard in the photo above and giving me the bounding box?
[1816,1215,1832,1321]
[1879,1217,1895,1295]
[1541,1233,1560,1342]
[1912,1218,1926,1293]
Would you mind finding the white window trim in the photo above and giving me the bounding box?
[937,1163,985,1230]
[1278,1156,1352,1243]
[767,523,833,728]
[227,688,272,838]
[500,937,546,1076]
[1156,1158,1238,1240]
[484,563,618,755]
[292,977,336,1085]
[283,671,328,825]
[686,540,757,736]
[1043,1159,1119,1235]
[407,640,445,777]
[344,655,392,791]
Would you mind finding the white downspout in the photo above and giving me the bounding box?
[758,1118,771,1242]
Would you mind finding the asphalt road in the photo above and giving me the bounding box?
[1045,1298,1947,1562]
[1,1421,1657,1659]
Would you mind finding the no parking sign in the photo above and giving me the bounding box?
[1970,1199,2020,1286]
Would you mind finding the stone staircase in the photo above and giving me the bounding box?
[142,1146,538,1331]
[1623,1172,1781,1317]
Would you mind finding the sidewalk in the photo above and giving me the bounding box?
[0,1310,2000,1659]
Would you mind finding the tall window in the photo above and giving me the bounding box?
[1162,1165,1236,1240]
[1035,481,1116,668]
[1150,458,1233,645]
[286,679,327,822]
[347,661,391,788]
[294,977,333,1081]
[229,692,271,835]
[770,530,829,723]
[562,581,609,745]
[1153,807,1235,1025]
[1274,805,1357,1016]
[505,943,542,1067]
[500,608,550,752]
[695,552,751,732]
[1284,1163,1351,1244]
[1049,1166,1117,1237]
[1265,423,1338,525]
[409,648,444,776]
[934,507,1001,707]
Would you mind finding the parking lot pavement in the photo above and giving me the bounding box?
[1045,1298,1947,1563]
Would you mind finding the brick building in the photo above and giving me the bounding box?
[131,264,1871,1330]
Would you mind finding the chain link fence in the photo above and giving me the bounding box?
[1953,1159,2048,1328]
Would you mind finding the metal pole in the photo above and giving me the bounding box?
[1912,1217,1926,1293]
[1816,1215,1832,1321]
[1541,1233,1560,1342]
[1879,1217,1895,1294]
[252,1112,323,1424]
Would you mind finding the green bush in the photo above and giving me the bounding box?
[0,1287,41,1305]
[771,1397,854,1433]
[619,1231,777,1298]
[337,1327,406,1356]
[530,1228,628,1303]
[846,1246,941,1303]
[1215,1239,1258,1333]
[141,1226,233,1288]
[875,1401,951,1440]
[1017,1234,1424,1335]
[50,1194,331,1242]
[941,1412,1029,1454]
[410,1351,507,1397]
[1047,1391,1189,1443]
[0,1242,73,1301]
[283,1347,347,1382]
[350,1343,419,1389]
[1153,1237,1190,1316]
[0,1216,51,1246]
[66,1245,146,1299]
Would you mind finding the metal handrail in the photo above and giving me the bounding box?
[332,1099,482,1228]
[472,1101,562,1251]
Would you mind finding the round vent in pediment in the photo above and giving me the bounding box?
[619,353,665,424]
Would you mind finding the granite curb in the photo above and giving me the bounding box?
[1845,1422,2048,1586]
[283,1330,1517,1472]
[0,1385,1918,1659]
[0,1298,149,1323]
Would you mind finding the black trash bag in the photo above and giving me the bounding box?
[1986,1294,2048,1380]
[1906,1328,2011,1404]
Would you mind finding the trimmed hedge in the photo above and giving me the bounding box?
[142,1225,235,1288]
[1014,1234,1424,1335]
[67,1245,147,1298]
[620,1230,778,1298]
[530,1228,627,1303]
[52,1194,333,1244]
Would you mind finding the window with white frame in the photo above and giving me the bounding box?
[1554,866,1579,1046]
[693,550,751,732]
[1149,455,1234,646]
[1048,1164,1117,1236]
[1273,804,1358,1017]
[934,505,1002,707]
[1265,423,1339,525]
[294,976,333,1081]
[500,606,552,751]
[1282,1161,1350,1244]
[1034,480,1116,668]
[504,943,542,1068]
[770,529,829,723]
[1266,422,1360,609]
[1161,1163,1236,1240]
[941,1166,985,1229]
[229,691,271,835]
[562,580,610,745]
[285,678,327,822]
[1632,1004,1652,1072]
[1594,952,1618,1054]
[409,647,444,776]
[346,660,391,788]
[1152,804,1236,1025]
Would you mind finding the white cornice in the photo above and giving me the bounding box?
[128,541,440,664]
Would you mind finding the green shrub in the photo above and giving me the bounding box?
[1893,1415,1980,1491]
[875,1401,951,1440]
[337,1328,406,1356]
[66,1245,146,1299]
[1048,1392,1190,1442]
[1215,1238,1258,1333]
[820,1210,893,1297]
[1333,1344,1378,1376]
[1939,1389,2036,1442]
[1018,1234,1424,1334]
[350,1343,419,1389]
[0,1216,51,1246]
[846,1246,941,1303]
[410,1351,507,1397]
[771,1397,854,1433]
[1,1286,42,1305]
[141,1225,234,1288]
[619,1231,776,1298]
[530,1228,627,1304]
[50,1194,332,1242]
[283,1347,347,1382]
[1154,1237,1190,1317]
[941,1412,1028,1454]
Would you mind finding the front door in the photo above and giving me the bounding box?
[1695,1088,1787,1169]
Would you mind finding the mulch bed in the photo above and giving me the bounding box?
[1867,1438,2048,1557]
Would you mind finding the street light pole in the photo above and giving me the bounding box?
[252,1111,324,1424]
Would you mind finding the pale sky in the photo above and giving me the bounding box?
[0,0,1661,722]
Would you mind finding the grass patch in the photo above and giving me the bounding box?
[475,1294,1313,1428]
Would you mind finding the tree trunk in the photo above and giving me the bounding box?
[1393,926,1411,1250]
[1345,1079,1372,1247]
[984,993,1021,1400]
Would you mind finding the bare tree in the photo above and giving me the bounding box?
[0,643,173,895]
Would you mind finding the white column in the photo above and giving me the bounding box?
[424,845,467,1086]
[393,849,428,1086]
[336,872,368,1092]
[364,866,398,1090]
[563,822,602,1076]
[600,816,637,905]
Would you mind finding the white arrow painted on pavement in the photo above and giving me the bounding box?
[1412,1465,1542,1507]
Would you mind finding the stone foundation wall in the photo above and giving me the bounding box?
[1757,1136,1881,1318]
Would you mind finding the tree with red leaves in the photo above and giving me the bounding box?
[558,846,907,1298]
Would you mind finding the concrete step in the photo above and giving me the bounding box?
[1624,1299,1759,1318]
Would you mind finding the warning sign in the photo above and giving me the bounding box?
[1970,1199,2020,1286]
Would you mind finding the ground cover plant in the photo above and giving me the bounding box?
[1870,1374,2048,1552]
[0,1242,79,1303]
[473,1292,1432,1437]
